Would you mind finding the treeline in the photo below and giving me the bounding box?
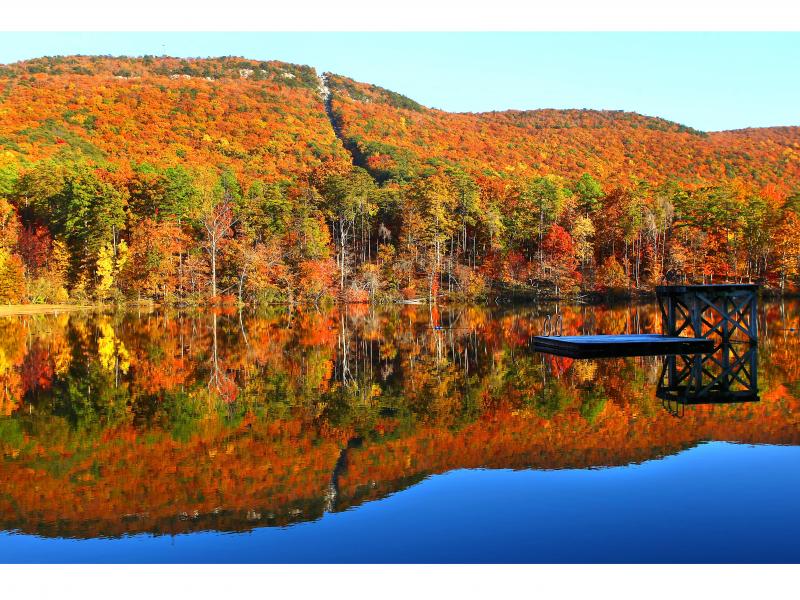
[0,155,799,305]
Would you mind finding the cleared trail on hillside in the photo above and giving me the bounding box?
[318,72,369,171]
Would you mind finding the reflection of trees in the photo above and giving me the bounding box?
[0,301,798,538]
[1,302,798,434]
[580,384,607,423]
[208,312,237,404]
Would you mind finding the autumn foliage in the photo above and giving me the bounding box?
[0,56,798,305]
[0,302,799,537]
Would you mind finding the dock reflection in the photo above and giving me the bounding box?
[657,343,759,417]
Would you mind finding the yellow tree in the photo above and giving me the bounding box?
[403,173,458,303]
[0,198,24,303]
[774,212,800,291]
[571,215,595,272]
[94,240,128,301]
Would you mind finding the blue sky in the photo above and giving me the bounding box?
[1,32,798,132]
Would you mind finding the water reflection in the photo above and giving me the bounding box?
[658,345,759,417]
[0,301,797,539]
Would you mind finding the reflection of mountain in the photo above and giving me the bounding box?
[2,397,798,539]
[0,303,798,539]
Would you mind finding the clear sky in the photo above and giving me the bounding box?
[1,32,798,132]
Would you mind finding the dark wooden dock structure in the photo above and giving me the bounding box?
[655,284,760,414]
[656,283,758,343]
[532,334,714,358]
[534,284,759,359]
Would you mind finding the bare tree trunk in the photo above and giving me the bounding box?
[210,240,217,298]
[339,218,349,291]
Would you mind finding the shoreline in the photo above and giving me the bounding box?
[0,304,96,317]
[0,287,794,316]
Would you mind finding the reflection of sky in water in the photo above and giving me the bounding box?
[2,443,798,563]
[0,302,798,562]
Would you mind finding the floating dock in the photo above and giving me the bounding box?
[532,334,714,358]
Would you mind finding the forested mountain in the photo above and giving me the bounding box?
[326,73,800,187]
[0,55,798,305]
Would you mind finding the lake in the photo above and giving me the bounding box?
[0,300,798,563]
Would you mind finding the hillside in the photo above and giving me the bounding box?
[1,56,797,189]
[0,55,799,306]
[0,55,350,183]
[325,73,800,188]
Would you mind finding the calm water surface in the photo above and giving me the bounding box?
[0,301,798,563]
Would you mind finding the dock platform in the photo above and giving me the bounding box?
[532,334,714,358]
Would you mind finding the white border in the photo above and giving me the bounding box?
[2,564,799,599]
[1,0,800,31]
[1,0,799,591]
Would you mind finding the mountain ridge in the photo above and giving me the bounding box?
[5,55,796,134]
[320,69,797,135]
[323,70,800,187]
[2,55,798,191]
